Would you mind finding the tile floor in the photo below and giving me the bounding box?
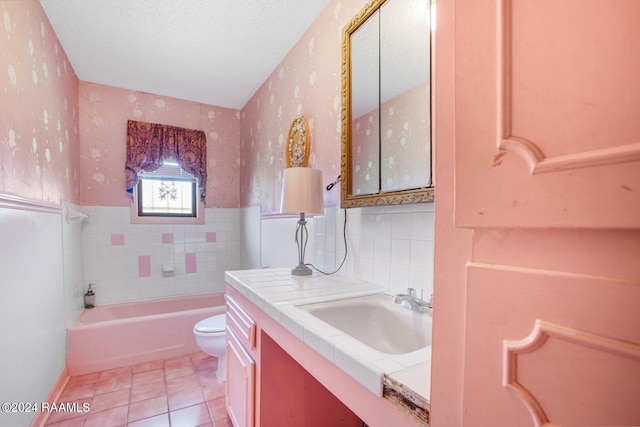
[44,352,233,427]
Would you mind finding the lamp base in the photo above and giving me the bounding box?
[291,263,312,276]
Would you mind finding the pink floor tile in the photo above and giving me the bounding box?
[164,355,193,369]
[65,372,100,386]
[45,414,85,427]
[128,395,168,423]
[55,354,227,427]
[193,357,218,375]
[127,413,171,427]
[165,365,195,380]
[83,405,128,427]
[59,382,96,401]
[201,381,225,402]
[189,351,210,363]
[130,381,167,404]
[166,373,200,395]
[197,373,222,389]
[207,397,229,423]
[169,402,212,427]
[132,368,165,387]
[89,388,130,413]
[134,359,164,374]
[98,366,133,382]
[45,398,90,425]
[95,375,132,395]
[167,387,205,412]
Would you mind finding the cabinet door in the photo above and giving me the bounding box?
[226,328,256,427]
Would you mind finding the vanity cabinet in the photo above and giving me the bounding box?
[224,282,420,427]
[225,294,257,427]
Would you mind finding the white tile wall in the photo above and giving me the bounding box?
[311,203,435,300]
[62,203,86,328]
[81,206,241,305]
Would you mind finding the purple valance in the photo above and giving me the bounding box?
[125,120,207,201]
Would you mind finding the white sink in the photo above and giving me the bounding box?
[296,293,432,355]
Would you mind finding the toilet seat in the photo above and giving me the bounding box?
[193,314,226,337]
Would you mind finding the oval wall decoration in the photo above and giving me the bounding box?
[286,116,310,168]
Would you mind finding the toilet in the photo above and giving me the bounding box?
[193,314,226,381]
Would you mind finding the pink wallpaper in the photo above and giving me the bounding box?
[0,1,80,204]
[240,0,369,213]
[79,82,241,207]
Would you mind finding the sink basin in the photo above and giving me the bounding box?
[296,293,432,354]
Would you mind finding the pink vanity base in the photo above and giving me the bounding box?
[67,292,225,376]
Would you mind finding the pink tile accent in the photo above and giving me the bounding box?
[111,233,125,246]
[205,232,217,242]
[162,233,174,244]
[185,252,197,274]
[138,255,151,277]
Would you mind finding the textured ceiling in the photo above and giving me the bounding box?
[39,0,330,110]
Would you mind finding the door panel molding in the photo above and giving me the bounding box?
[463,262,640,425]
[497,0,640,175]
[504,319,640,427]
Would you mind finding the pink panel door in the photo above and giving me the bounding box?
[449,0,640,426]
[226,328,256,427]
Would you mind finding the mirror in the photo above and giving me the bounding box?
[341,0,433,208]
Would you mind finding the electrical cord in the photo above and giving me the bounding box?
[307,208,348,275]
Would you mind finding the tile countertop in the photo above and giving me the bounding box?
[224,268,431,404]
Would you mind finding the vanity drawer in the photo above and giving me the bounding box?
[225,294,256,349]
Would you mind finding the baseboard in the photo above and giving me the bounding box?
[29,367,70,427]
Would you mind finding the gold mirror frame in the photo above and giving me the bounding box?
[286,116,311,168]
[340,0,434,208]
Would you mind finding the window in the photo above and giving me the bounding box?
[125,120,207,224]
[137,160,197,217]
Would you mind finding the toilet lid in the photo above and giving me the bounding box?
[194,314,226,333]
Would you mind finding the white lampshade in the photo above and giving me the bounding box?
[280,167,324,215]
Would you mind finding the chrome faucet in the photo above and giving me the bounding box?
[394,288,432,314]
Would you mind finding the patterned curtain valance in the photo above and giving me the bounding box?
[125,120,207,201]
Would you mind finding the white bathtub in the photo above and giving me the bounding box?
[67,292,225,376]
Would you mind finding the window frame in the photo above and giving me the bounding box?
[130,165,205,225]
[136,176,198,218]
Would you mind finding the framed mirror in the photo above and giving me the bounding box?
[341,0,433,208]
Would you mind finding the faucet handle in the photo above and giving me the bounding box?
[406,288,416,297]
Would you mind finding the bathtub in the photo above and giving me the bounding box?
[67,292,225,376]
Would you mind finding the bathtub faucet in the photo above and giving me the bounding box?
[394,288,432,314]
